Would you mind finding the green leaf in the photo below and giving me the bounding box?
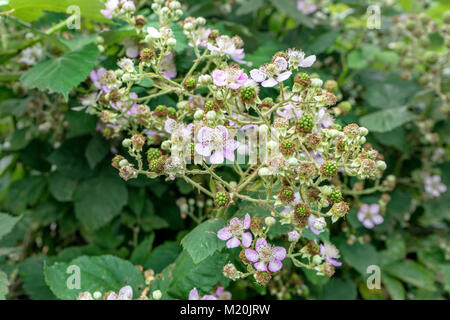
[85,134,109,169]
[322,278,357,300]
[380,237,406,267]
[65,111,98,137]
[19,255,56,300]
[236,0,263,15]
[20,43,99,99]
[165,251,229,299]
[143,241,181,273]
[384,260,436,291]
[74,173,128,230]
[44,255,145,300]
[0,270,8,300]
[130,234,155,266]
[47,137,93,179]
[338,241,379,276]
[360,106,413,133]
[0,213,21,241]
[270,0,313,27]
[9,0,111,23]
[364,78,419,109]
[382,273,405,300]
[4,176,46,213]
[181,218,226,264]
[48,172,78,202]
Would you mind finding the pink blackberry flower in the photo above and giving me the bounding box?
[245,238,286,272]
[195,125,239,164]
[217,213,252,248]
[308,215,326,235]
[212,67,248,90]
[189,288,217,300]
[250,56,292,88]
[320,242,342,267]
[357,204,384,229]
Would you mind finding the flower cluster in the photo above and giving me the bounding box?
[83,0,391,287]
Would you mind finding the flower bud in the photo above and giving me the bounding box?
[93,291,102,300]
[258,124,269,135]
[119,159,129,167]
[265,216,276,226]
[194,109,204,120]
[288,231,299,242]
[377,160,387,171]
[312,255,323,265]
[161,140,171,150]
[198,74,212,86]
[311,78,323,88]
[122,138,132,148]
[196,17,206,25]
[267,140,278,150]
[258,167,271,176]
[288,157,298,167]
[359,127,369,136]
[166,38,177,46]
[152,290,162,300]
[206,110,216,121]
[183,22,194,31]
[169,1,181,10]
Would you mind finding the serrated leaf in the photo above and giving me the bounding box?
[19,255,56,300]
[44,255,145,300]
[181,218,226,264]
[143,241,181,273]
[74,173,128,230]
[166,251,229,299]
[0,213,21,241]
[360,106,413,133]
[85,134,109,169]
[20,43,99,99]
[322,278,357,300]
[48,172,78,202]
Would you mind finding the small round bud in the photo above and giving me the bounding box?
[223,263,239,280]
[258,167,271,177]
[194,109,204,120]
[312,255,323,265]
[288,157,299,167]
[359,127,369,136]
[152,290,162,300]
[324,79,338,92]
[131,134,146,149]
[265,217,276,226]
[93,291,102,300]
[122,138,132,148]
[119,159,129,167]
[198,74,212,86]
[206,110,216,121]
[161,140,171,150]
[169,1,181,10]
[166,38,177,46]
[288,231,300,242]
[196,17,206,25]
[183,22,194,31]
[311,78,323,88]
[267,140,278,150]
[377,160,387,171]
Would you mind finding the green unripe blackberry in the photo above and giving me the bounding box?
[240,86,256,103]
[140,48,154,63]
[294,72,311,87]
[419,36,430,48]
[329,189,343,203]
[338,101,352,114]
[401,58,415,70]
[294,203,310,217]
[204,100,215,112]
[154,105,168,117]
[332,123,342,131]
[279,187,295,203]
[393,42,407,56]
[149,156,165,173]
[405,20,416,31]
[296,114,315,133]
[183,77,197,91]
[167,107,177,117]
[424,51,438,65]
[320,160,338,178]
[443,11,450,24]
[147,148,162,162]
[279,139,296,155]
[214,192,230,207]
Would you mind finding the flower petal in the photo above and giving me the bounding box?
[243,213,251,229]
[272,246,286,260]
[226,237,241,248]
[300,55,316,67]
[245,249,259,262]
[268,259,283,272]
[241,232,253,248]
[254,261,268,272]
[118,285,133,300]
[210,150,225,164]
[250,69,266,82]
[217,227,232,241]
[328,258,342,267]
[255,238,268,251]
[276,71,292,82]
[189,288,199,300]
[195,143,212,157]
[262,78,278,87]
